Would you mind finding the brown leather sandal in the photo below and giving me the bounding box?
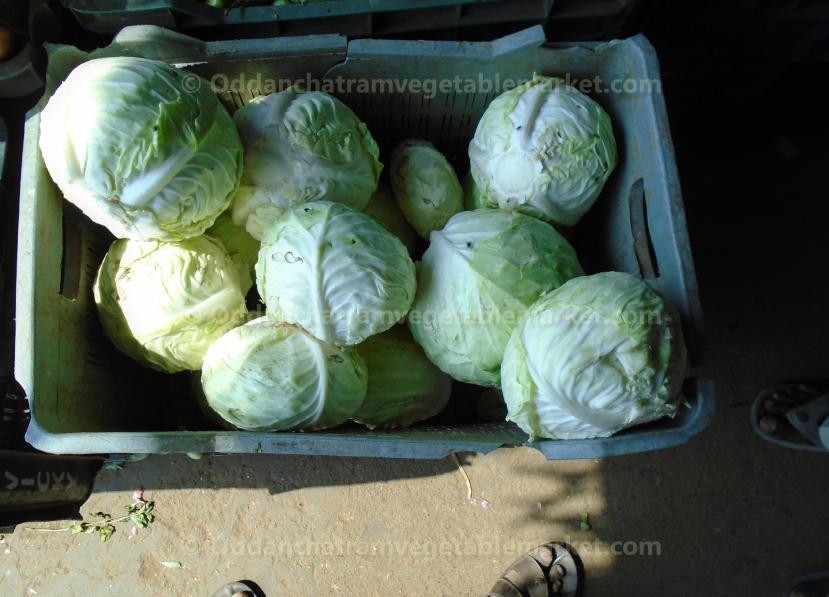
[488,542,583,597]
[212,580,265,597]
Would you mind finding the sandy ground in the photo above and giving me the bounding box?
[3,67,829,597]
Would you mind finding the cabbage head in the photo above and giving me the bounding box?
[201,317,367,431]
[94,236,247,373]
[206,209,260,294]
[408,209,583,386]
[390,139,463,239]
[501,271,688,440]
[353,326,452,429]
[256,201,416,346]
[363,184,418,256]
[40,56,243,241]
[231,89,382,240]
[469,75,616,226]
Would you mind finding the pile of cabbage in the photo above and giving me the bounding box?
[41,58,687,440]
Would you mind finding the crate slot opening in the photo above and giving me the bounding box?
[628,177,660,279]
[59,204,83,300]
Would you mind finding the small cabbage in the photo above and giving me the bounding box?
[353,326,452,429]
[501,271,688,440]
[40,56,243,241]
[256,201,416,346]
[206,209,260,294]
[408,209,583,386]
[469,75,616,226]
[363,184,418,256]
[94,236,247,373]
[231,89,382,240]
[202,318,367,431]
[390,139,463,238]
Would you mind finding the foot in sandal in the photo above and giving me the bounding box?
[752,382,829,452]
[488,542,583,597]
[212,580,265,597]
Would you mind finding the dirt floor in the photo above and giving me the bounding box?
[3,45,829,597]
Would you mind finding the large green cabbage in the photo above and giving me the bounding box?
[501,272,688,440]
[94,236,247,373]
[353,326,452,429]
[256,201,416,346]
[231,89,382,240]
[40,56,243,241]
[469,75,616,226]
[408,209,583,386]
[201,318,367,431]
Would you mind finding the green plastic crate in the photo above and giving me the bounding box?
[16,26,714,459]
[60,0,555,36]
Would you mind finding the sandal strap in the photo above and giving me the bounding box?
[786,394,829,448]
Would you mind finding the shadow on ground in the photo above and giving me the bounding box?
[94,453,459,496]
[512,64,829,594]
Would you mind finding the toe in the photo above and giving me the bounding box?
[759,415,778,434]
[528,544,555,569]
[550,564,567,580]
[797,383,822,396]
[551,579,563,594]
[765,396,794,414]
